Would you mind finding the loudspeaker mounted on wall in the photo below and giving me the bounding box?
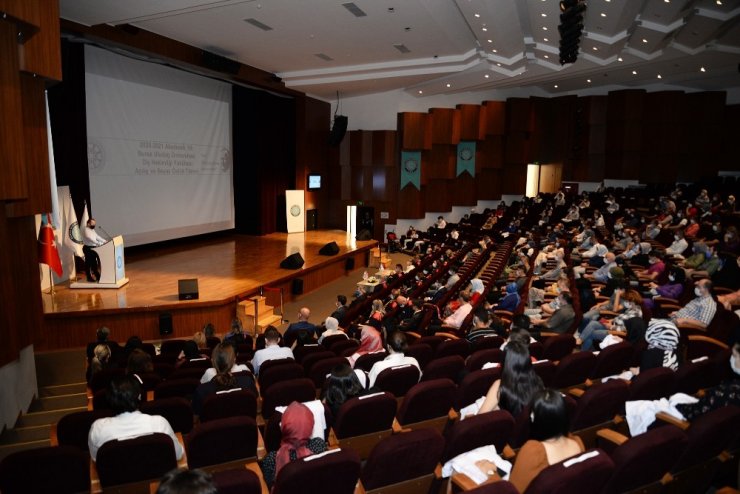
[328,115,348,146]
[178,278,199,300]
[318,241,340,256]
[159,312,173,335]
[280,252,305,270]
[292,278,304,295]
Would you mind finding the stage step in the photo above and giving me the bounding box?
[0,424,50,446]
[38,382,87,397]
[15,406,88,428]
[28,393,88,412]
[238,296,282,334]
[0,439,51,462]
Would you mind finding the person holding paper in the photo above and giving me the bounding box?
[83,218,107,282]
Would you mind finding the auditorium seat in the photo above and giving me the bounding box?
[628,367,676,401]
[186,416,259,470]
[199,389,258,422]
[292,343,324,363]
[261,378,316,419]
[374,364,421,398]
[588,342,632,379]
[96,432,178,488]
[300,350,336,374]
[257,357,295,378]
[549,352,596,389]
[540,334,576,361]
[524,449,614,494]
[353,351,388,373]
[405,343,434,370]
[421,355,465,383]
[272,448,360,494]
[160,339,187,356]
[0,445,90,494]
[140,396,194,434]
[441,410,514,465]
[569,380,629,435]
[465,348,503,372]
[435,338,471,359]
[210,467,262,494]
[320,334,349,349]
[308,356,348,390]
[455,367,501,411]
[178,357,211,370]
[329,392,397,459]
[414,336,445,351]
[673,357,716,395]
[532,360,556,387]
[88,367,125,393]
[329,338,360,356]
[168,367,207,381]
[54,408,114,451]
[258,361,304,394]
[396,378,456,432]
[360,428,445,494]
[153,377,199,400]
[471,335,505,351]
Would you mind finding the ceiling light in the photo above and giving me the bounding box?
[541,13,547,17]
[592,47,598,50]
[474,13,480,18]
[700,67,706,72]
[632,70,637,75]
[496,63,502,66]
[554,85,558,88]
[484,74,490,78]
[418,90,423,94]
[664,0,670,3]
[544,55,549,58]
[657,74,662,79]
[618,57,623,62]
[642,38,648,43]
[600,13,606,17]
[492,49,497,53]
[487,39,492,43]
[446,83,451,88]
[716,0,722,4]
[543,26,548,30]
[482,27,488,31]
[544,38,549,42]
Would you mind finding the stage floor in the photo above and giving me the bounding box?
[42,230,375,315]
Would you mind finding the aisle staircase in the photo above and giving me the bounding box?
[0,350,87,461]
[237,296,283,336]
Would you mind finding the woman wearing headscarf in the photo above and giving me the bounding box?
[346,325,384,368]
[640,319,681,371]
[497,283,521,312]
[259,401,327,487]
[469,278,485,305]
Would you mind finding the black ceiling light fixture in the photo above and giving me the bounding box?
[558,0,587,65]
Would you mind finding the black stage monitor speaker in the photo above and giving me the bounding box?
[178,278,199,300]
[292,278,304,295]
[328,115,348,146]
[159,312,173,335]
[345,258,355,271]
[319,241,340,256]
[280,253,305,270]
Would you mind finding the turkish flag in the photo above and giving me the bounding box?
[38,214,63,277]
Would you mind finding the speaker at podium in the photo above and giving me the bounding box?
[70,235,129,289]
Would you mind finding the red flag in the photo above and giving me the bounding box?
[38,214,63,277]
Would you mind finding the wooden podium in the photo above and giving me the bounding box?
[70,235,129,289]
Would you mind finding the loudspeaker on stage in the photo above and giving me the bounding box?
[280,252,305,269]
[178,278,199,300]
[319,241,340,256]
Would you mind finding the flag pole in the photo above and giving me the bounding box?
[48,264,55,295]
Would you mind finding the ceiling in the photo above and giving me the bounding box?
[60,0,740,100]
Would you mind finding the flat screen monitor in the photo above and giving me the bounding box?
[307,174,322,190]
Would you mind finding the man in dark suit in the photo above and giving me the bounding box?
[284,307,318,346]
[330,295,348,323]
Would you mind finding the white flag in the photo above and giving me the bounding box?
[80,202,90,235]
[63,192,84,258]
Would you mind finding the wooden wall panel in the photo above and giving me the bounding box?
[506,98,533,133]
[449,172,477,206]
[501,163,526,195]
[371,130,395,165]
[424,179,450,212]
[349,130,372,166]
[430,108,461,145]
[482,101,506,135]
[0,0,40,27]
[477,169,502,200]
[0,20,27,200]
[457,104,483,141]
[18,0,62,80]
[398,112,431,150]
[505,133,530,164]
[424,145,454,181]
[398,186,424,219]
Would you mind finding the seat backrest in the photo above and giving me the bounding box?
[414,336,444,351]
[374,365,421,397]
[466,481,519,494]
[308,357,349,389]
[178,357,211,370]
[628,367,676,401]
[160,339,187,355]
[354,351,388,373]
[550,352,597,389]
[435,338,471,359]
[200,389,258,422]
[330,339,360,356]
[334,392,397,438]
[529,341,544,360]
[570,380,629,431]
[405,343,434,369]
[524,449,615,494]
[293,344,324,363]
[262,378,317,418]
[454,367,501,411]
[532,360,556,387]
[673,358,715,395]
[321,334,349,349]
[153,377,199,400]
[589,342,633,379]
[186,416,258,469]
[301,350,337,374]
[673,405,740,471]
[603,425,688,494]
[361,428,445,490]
[541,334,576,361]
[97,433,177,487]
[0,445,90,494]
[465,349,503,372]
[421,355,465,383]
[258,357,296,377]
[56,409,114,451]
[89,367,125,393]
[140,396,195,433]
[273,448,361,494]
[259,362,304,394]
[442,410,515,463]
[471,335,505,351]
[211,467,262,494]
[397,378,456,426]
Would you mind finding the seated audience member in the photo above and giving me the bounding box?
[585,252,618,283]
[321,363,367,417]
[86,326,118,362]
[496,283,521,312]
[175,340,209,368]
[640,319,681,372]
[435,216,447,229]
[469,278,485,305]
[192,343,257,415]
[317,317,346,344]
[398,298,425,332]
[676,339,740,420]
[665,230,689,257]
[478,341,544,416]
[685,244,721,278]
[641,250,667,283]
[368,299,386,322]
[88,375,184,462]
[670,279,717,329]
[251,326,294,376]
[156,469,217,494]
[203,322,216,340]
[466,309,499,343]
[120,336,144,365]
[644,266,685,309]
[577,290,643,351]
[509,389,585,493]
[442,292,473,330]
[223,319,246,345]
[259,402,327,488]
[126,349,154,377]
[346,325,384,367]
[330,295,348,322]
[367,331,420,388]
[88,344,113,383]
[718,288,740,311]
[530,293,575,335]
[713,255,740,291]
[200,341,251,383]
[284,307,318,341]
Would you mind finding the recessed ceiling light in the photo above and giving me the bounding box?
[632,70,637,75]
[554,85,558,88]
[716,0,722,4]
[446,83,451,88]
[592,47,598,51]
[657,74,662,79]
[474,13,480,18]
[482,27,488,31]
[700,66,706,72]
[492,49,497,53]
[496,63,502,66]
[544,38,549,42]
[541,13,547,17]
[487,39,493,43]
[544,55,549,58]
[418,90,423,94]
[664,0,670,3]
[600,13,606,17]
[543,26,548,30]
[484,74,490,78]
[618,57,623,62]
[642,38,648,43]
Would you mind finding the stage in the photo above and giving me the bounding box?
[39,231,376,351]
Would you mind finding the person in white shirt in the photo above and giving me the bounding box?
[83,218,107,282]
[251,326,294,375]
[665,230,689,257]
[199,340,251,383]
[443,292,473,329]
[436,216,447,229]
[88,375,183,462]
[318,317,347,344]
[367,332,421,388]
